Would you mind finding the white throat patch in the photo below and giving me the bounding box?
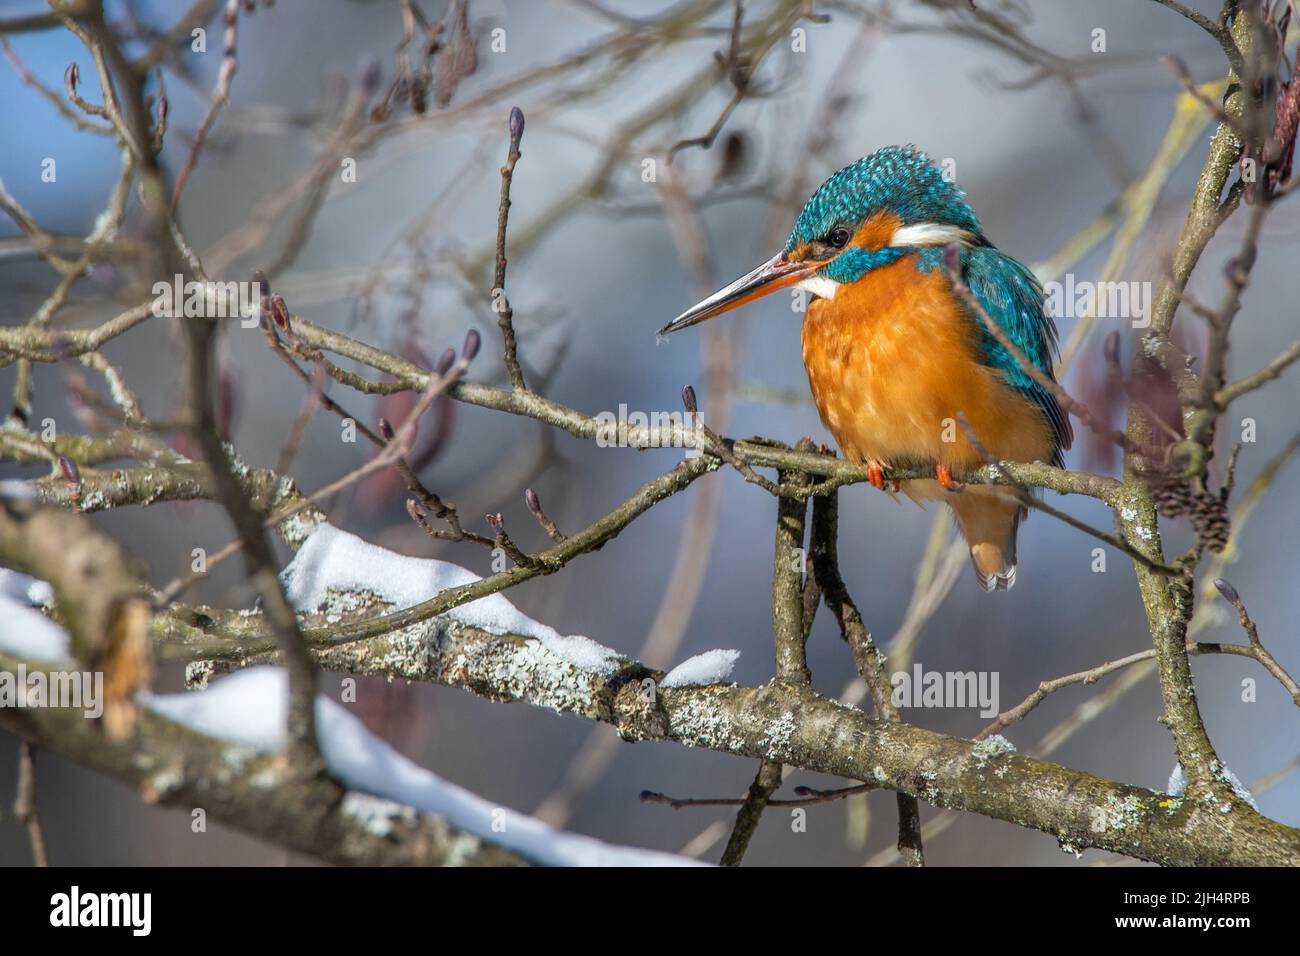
[796,275,840,301]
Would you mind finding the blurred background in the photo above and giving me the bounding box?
[0,0,1297,866]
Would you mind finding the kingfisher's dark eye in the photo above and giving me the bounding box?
[827,227,851,249]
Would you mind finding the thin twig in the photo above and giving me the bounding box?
[642,780,872,810]
[1211,579,1300,704]
[719,759,782,866]
[13,742,49,867]
[494,106,527,391]
[170,0,239,211]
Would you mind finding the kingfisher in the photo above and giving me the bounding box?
[658,145,1071,591]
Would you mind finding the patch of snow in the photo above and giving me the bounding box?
[0,570,69,662]
[147,667,700,866]
[1166,763,1182,795]
[281,523,623,675]
[0,568,54,606]
[0,599,70,661]
[1167,761,1259,811]
[661,649,740,688]
[144,670,288,751]
[0,479,36,502]
[533,633,622,674]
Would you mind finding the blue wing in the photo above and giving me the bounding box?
[936,244,1073,465]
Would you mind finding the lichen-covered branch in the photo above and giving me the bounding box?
[161,607,1300,866]
[0,652,524,866]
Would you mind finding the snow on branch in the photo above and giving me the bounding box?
[159,552,1300,867]
[283,522,624,676]
[0,605,696,866]
[149,667,698,867]
[661,649,741,688]
[2,0,1300,870]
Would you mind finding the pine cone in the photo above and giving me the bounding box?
[1151,478,1194,518]
[1192,492,1231,553]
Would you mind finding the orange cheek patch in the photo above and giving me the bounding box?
[850,211,903,251]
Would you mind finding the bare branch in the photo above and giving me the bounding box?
[493,106,527,391]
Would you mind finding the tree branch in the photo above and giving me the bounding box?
[156,610,1300,866]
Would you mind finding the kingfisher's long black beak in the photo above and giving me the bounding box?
[657,253,825,337]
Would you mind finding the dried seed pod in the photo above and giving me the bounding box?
[1191,491,1231,553]
[1151,478,1193,518]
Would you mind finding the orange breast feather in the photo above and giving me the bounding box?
[800,257,1054,479]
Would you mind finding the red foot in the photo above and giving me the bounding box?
[866,460,886,491]
[890,479,901,493]
[935,463,963,491]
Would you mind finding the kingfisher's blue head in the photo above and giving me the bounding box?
[660,146,983,335]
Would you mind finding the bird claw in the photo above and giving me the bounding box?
[935,463,964,491]
[866,460,887,490]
